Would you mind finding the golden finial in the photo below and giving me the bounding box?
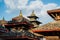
[19,10,23,17]
[31,10,36,16]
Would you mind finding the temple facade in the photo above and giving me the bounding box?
[0,10,44,40]
[0,9,60,40]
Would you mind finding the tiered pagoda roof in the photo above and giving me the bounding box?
[0,11,44,40]
[28,11,41,25]
[31,21,60,32]
[0,9,60,39]
[31,9,60,32]
[5,11,34,29]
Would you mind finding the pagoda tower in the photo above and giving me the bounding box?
[3,10,44,40]
[5,10,34,31]
[28,10,41,28]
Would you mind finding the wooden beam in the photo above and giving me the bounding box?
[51,14,55,18]
[56,13,58,17]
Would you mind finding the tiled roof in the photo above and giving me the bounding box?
[0,20,7,25]
[11,16,31,24]
[47,9,60,13]
[31,21,60,32]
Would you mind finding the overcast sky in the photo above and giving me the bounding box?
[0,0,60,25]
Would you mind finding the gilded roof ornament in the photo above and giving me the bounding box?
[19,10,23,17]
[31,10,36,16]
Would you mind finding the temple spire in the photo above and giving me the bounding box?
[19,10,23,17]
[31,10,36,16]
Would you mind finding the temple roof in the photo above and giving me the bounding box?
[5,11,34,29]
[0,18,7,25]
[0,20,7,25]
[30,21,41,24]
[12,16,30,23]
[47,9,60,20]
[47,9,60,13]
[12,11,31,24]
[31,21,60,32]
